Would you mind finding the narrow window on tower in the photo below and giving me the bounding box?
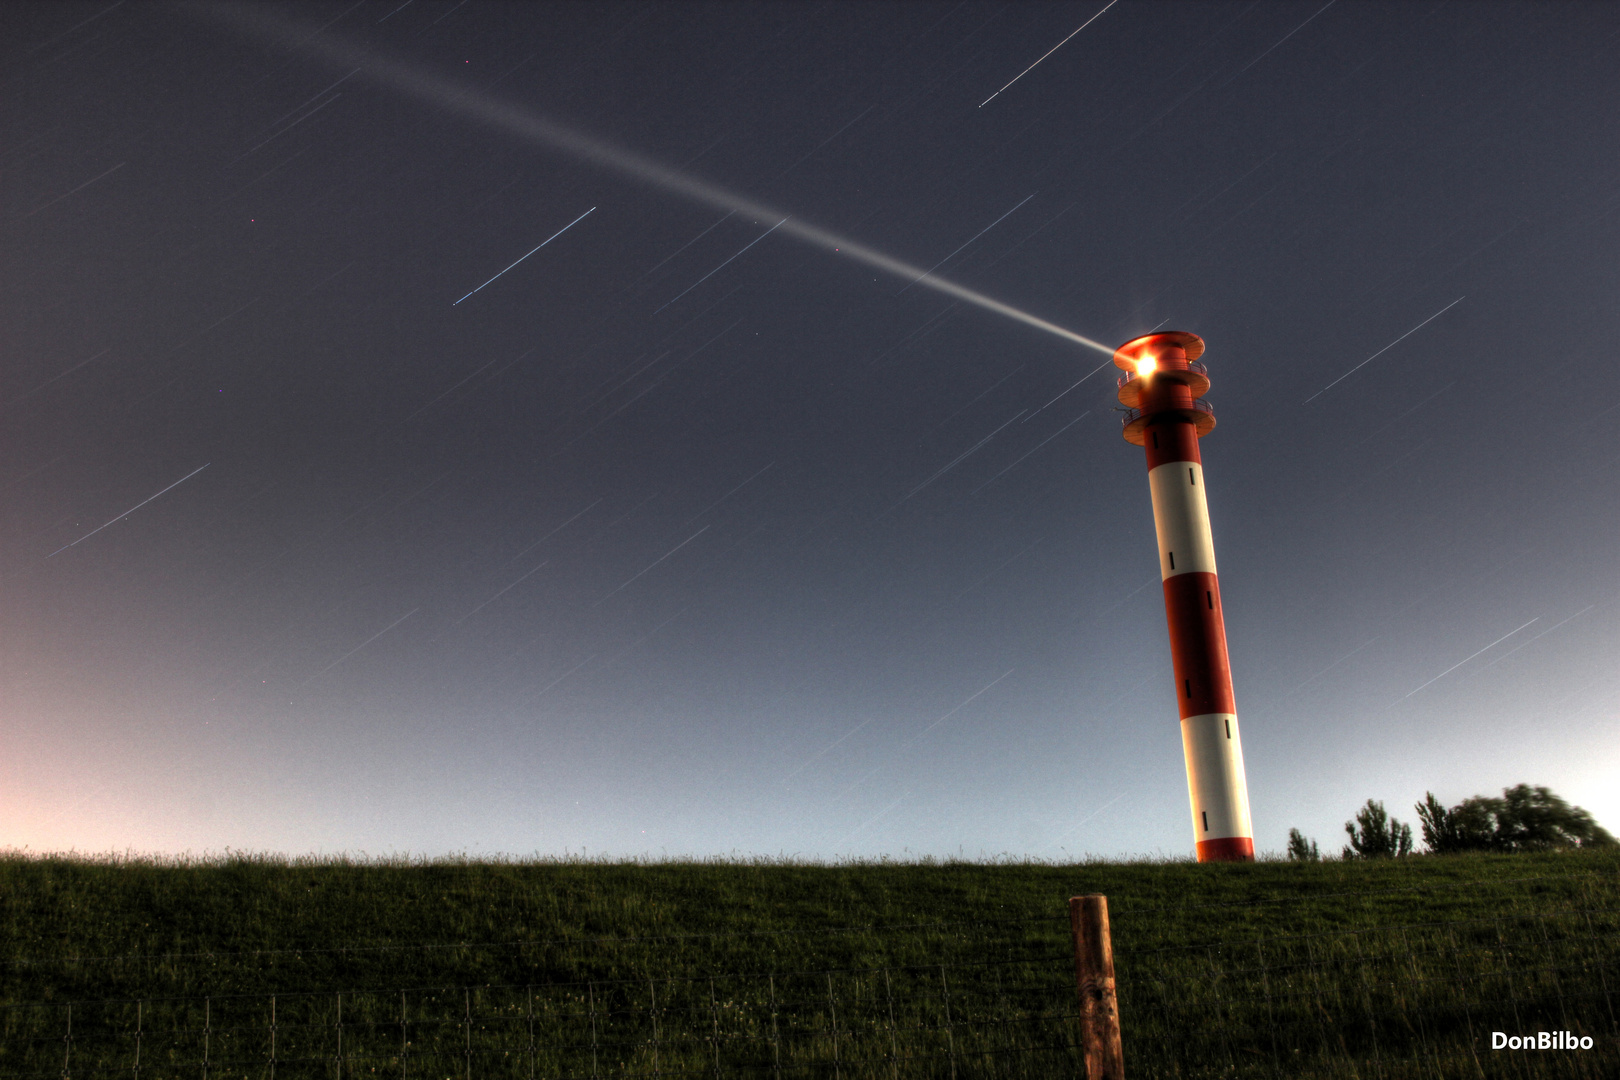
[1168,551,1175,569]
[1185,678,1192,698]
[1202,811,1209,832]
[1152,431,1159,448]
[1225,718,1231,739]
[1189,467,1196,485]
[1207,590,1214,609]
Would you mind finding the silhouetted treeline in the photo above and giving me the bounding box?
[1287,784,1614,861]
[1416,784,1615,854]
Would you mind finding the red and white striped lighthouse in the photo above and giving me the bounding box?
[1116,331,1254,862]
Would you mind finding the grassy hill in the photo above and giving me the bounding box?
[1,848,1615,1077]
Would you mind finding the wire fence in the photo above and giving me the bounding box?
[1,867,1615,1078]
[1115,898,1618,1078]
[3,958,1081,1078]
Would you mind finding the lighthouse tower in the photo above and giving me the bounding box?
[1116,331,1254,862]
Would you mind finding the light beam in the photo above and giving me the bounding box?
[202,4,1113,357]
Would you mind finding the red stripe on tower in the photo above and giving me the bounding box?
[1116,332,1254,862]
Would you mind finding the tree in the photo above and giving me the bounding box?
[1497,784,1615,850]
[1286,828,1320,862]
[1343,799,1413,859]
[1415,791,1497,853]
[1417,785,1616,854]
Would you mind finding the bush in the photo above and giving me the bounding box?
[1343,800,1413,859]
[1286,828,1321,861]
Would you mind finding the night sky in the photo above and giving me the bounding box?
[4,1,1616,860]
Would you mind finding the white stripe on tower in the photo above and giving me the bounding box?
[1148,461,1217,579]
[1181,712,1252,843]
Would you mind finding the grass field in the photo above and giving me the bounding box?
[1,848,1615,1077]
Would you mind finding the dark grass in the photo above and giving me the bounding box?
[1,848,1616,1077]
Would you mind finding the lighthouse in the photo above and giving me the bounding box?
[1116,331,1254,862]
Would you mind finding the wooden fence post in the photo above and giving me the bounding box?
[1070,894,1125,1080]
